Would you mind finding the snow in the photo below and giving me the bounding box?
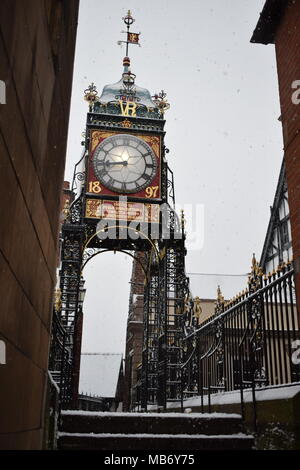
[59,432,251,440]
[61,410,241,419]
[162,382,300,410]
[79,353,122,398]
[48,371,60,394]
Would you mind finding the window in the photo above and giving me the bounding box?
[280,220,289,246]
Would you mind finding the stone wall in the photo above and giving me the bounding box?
[0,0,79,449]
[167,384,300,450]
[274,1,300,320]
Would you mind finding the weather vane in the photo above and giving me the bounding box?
[117,10,141,56]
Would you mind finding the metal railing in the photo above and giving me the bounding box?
[48,310,73,409]
[181,262,300,430]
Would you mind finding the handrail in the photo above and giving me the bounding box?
[183,267,293,342]
[180,265,299,430]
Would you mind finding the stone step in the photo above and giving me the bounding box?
[58,432,254,451]
[60,411,244,436]
[59,411,254,451]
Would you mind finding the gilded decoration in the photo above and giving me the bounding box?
[54,288,62,313]
[248,253,263,294]
[62,198,70,220]
[215,285,225,314]
[86,199,101,218]
[85,198,160,223]
[84,83,99,105]
[91,130,113,152]
[121,119,132,128]
[193,296,202,324]
[152,90,170,116]
[90,129,160,158]
[141,135,160,158]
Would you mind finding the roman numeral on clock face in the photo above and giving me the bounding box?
[93,134,158,194]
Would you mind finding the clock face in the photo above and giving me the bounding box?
[93,134,158,194]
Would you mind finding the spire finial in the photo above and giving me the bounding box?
[118,10,141,58]
[215,285,225,314]
[152,90,171,115]
[248,252,263,293]
[84,83,99,111]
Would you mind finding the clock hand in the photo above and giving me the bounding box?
[106,160,128,166]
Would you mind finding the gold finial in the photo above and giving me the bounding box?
[183,294,191,314]
[84,83,99,108]
[251,253,260,276]
[54,288,62,313]
[248,252,263,293]
[152,90,170,115]
[62,198,70,220]
[217,285,224,303]
[215,285,225,314]
[193,296,202,323]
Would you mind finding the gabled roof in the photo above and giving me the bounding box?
[251,0,288,44]
[260,158,286,268]
[79,353,123,399]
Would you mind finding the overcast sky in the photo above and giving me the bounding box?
[65,0,283,355]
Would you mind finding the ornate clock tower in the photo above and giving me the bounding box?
[54,11,189,411]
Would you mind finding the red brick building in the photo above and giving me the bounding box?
[0,1,79,449]
[252,0,300,320]
[123,252,146,411]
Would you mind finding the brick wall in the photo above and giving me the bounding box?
[123,252,146,411]
[0,0,79,449]
[275,1,300,317]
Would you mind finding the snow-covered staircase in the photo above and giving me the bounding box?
[58,411,254,450]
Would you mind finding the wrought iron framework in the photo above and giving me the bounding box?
[141,268,159,409]
[49,99,189,413]
[51,187,189,411]
[139,207,190,411]
[48,11,190,412]
[48,310,73,408]
[181,259,300,429]
[49,13,300,417]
